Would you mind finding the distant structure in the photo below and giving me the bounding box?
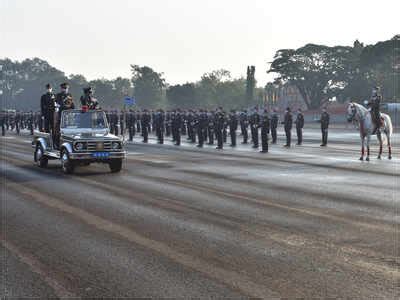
[264,82,307,111]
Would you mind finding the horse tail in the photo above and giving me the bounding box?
[381,113,393,145]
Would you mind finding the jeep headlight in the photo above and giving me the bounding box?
[112,141,121,150]
[74,142,86,151]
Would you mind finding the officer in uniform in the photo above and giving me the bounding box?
[282,107,292,147]
[195,110,206,148]
[320,108,330,146]
[15,111,21,135]
[295,108,304,145]
[80,87,99,109]
[215,107,225,150]
[270,109,279,144]
[127,109,136,141]
[165,111,171,137]
[207,111,215,145]
[141,109,151,143]
[0,110,6,136]
[222,110,228,143]
[249,107,260,148]
[181,111,187,136]
[229,110,238,147]
[368,86,382,134]
[56,83,75,113]
[187,110,195,143]
[28,110,34,135]
[172,109,183,145]
[239,110,249,144]
[40,83,55,133]
[260,108,270,153]
[54,83,74,147]
[155,109,165,144]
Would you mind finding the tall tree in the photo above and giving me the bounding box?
[245,66,256,105]
[130,65,166,108]
[268,44,357,109]
[359,35,400,101]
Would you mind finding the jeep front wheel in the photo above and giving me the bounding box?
[109,159,122,173]
[61,149,75,174]
[35,144,48,168]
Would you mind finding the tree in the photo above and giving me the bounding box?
[245,66,256,105]
[0,58,67,110]
[359,35,400,101]
[268,44,357,109]
[166,83,196,108]
[130,65,166,108]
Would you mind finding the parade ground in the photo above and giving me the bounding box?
[1,129,399,298]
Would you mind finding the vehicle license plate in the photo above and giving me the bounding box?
[92,152,109,158]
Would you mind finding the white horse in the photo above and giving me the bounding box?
[346,102,393,161]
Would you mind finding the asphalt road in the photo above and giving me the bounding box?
[1,129,399,298]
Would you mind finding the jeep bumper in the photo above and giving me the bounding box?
[69,151,126,160]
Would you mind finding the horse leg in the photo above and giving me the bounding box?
[366,134,370,161]
[387,135,392,160]
[377,132,382,159]
[360,137,364,161]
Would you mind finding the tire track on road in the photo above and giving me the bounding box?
[0,237,77,298]
[4,180,280,298]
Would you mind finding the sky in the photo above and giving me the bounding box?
[1,0,398,86]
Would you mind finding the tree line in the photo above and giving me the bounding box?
[0,35,398,111]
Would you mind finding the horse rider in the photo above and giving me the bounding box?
[368,86,382,134]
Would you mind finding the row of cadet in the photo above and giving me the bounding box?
[105,107,330,152]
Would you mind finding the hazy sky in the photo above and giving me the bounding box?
[1,0,398,86]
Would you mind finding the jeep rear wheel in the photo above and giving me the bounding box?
[61,149,75,174]
[35,144,48,168]
[109,159,122,173]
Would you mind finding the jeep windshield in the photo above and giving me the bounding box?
[61,110,108,130]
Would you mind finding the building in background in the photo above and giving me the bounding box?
[264,82,307,111]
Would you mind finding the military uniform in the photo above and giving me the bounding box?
[260,110,270,153]
[207,112,215,145]
[0,110,6,136]
[127,110,136,141]
[368,87,382,134]
[215,109,225,149]
[40,84,56,133]
[165,111,171,136]
[282,108,292,147]
[187,111,195,143]
[229,110,238,147]
[141,110,151,143]
[80,87,99,110]
[15,111,21,135]
[239,110,249,144]
[271,111,278,144]
[155,110,165,144]
[250,109,260,148]
[172,110,182,145]
[320,110,330,146]
[295,110,304,145]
